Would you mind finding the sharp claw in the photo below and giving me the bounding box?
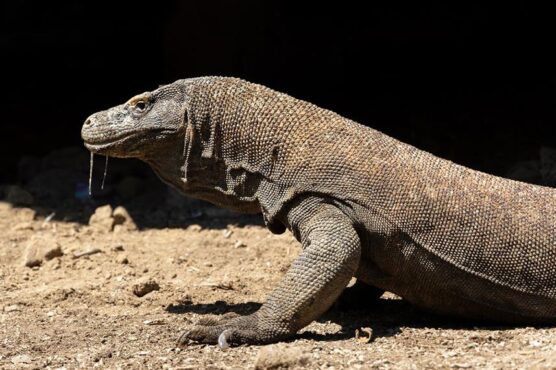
[176,330,191,347]
[218,329,232,350]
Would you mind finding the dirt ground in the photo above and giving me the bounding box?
[1,148,556,369]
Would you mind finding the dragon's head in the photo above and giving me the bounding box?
[81,82,187,159]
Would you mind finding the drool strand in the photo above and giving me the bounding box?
[101,155,109,190]
[89,152,94,196]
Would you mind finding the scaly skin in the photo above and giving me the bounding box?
[82,77,556,346]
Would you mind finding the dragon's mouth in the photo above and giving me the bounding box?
[83,134,139,155]
[83,129,176,155]
[84,136,127,150]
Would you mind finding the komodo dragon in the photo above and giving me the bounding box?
[81,77,556,347]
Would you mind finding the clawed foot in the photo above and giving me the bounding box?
[177,312,285,348]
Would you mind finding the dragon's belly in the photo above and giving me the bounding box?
[357,233,556,324]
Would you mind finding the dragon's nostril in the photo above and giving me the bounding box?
[84,118,92,126]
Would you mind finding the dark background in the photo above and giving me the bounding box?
[2,1,554,183]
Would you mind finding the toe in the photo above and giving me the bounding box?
[195,312,242,326]
[195,316,221,326]
[177,325,261,347]
[177,325,221,346]
[176,312,286,346]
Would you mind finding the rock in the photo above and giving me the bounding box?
[11,354,32,365]
[89,205,137,232]
[89,204,115,232]
[24,242,42,268]
[5,185,34,206]
[92,204,113,219]
[14,207,36,222]
[4,304,21,312]
[113,224,124,233]
[47,258,62,270]
[187,224,202,232]
[23,238,64,267]
[72,248,102,259]
[43,244,63,260]
[132,278,160,297]
[0,201,12,211]
[117,256,129,264]
[112,206,137,231]
[254,345,309,370]
[92,348,113,362]
[143,319,165,325]
[115,176,144,200]
[12,221,34,231]
[233,240,247,248]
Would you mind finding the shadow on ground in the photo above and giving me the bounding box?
[166,295,540,344]
[167,300,262,316]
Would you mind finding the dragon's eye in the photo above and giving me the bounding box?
[135,100,147,111]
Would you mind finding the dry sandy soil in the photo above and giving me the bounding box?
[1,148,555,369]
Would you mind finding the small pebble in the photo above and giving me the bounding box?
[12,222,34,231]
[254,345,309,370]
[11,354,32,364]
[73,248,102,259]
[132,279,160,297]
[187,224,202,232]
[89,205,115,232]
[143,319,165,325]
[112,206,137,231]
[233,240,247,248]
[24,242,42,268]
[112,245,125,252]
[43,244,63,260]
[4,304,21,312]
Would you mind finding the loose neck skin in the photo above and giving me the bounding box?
[142,134,187,192]
[143,108,262,214]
